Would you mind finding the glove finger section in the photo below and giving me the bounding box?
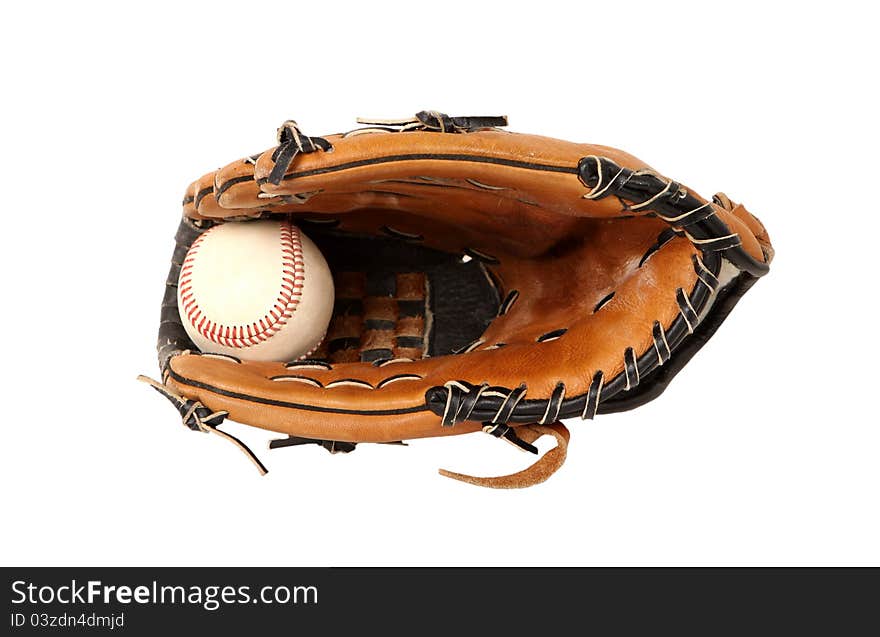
[715,202,773,263]
[251,130,649,221]
[182,172,214,220]
[164,352,481,442]
[213,158,262,211]
[714,192,771,250]
[187,170,243,220]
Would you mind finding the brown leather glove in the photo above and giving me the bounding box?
[142,110,774,488]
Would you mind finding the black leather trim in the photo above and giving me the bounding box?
[578,156,769,277]
[598,274,757,413]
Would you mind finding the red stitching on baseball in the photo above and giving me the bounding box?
[179,222,306,349]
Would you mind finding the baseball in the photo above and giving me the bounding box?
[177,220,334,362]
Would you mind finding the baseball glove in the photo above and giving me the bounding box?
[141,110,773,488]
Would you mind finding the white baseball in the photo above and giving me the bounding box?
[178,220,334,362]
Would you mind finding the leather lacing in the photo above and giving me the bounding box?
[439,423,570,489]
[356,110,508,134]
[266,120,332,186]
[137,375,267,475]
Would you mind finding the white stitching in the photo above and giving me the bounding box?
[180,222,305,349]
[581,156,624,200]
[653,322,671,364]
[442,380,470,425]
[580,372,604,420]
[197,353,242,364]
[377,374,423,388]
[466,178,507,191]
[325,379,374,390]
[658,201,713,223]
[270,376,322,387]
[679,292,697,333]
[377,358,415,367]
[492,385,527,424]
[684,231,741,247]
[456,383,488,422]
[630,179,674,211]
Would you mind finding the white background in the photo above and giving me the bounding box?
[1,1,877,566]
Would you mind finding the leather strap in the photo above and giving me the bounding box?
[438,422,569,488]
[137,375,268,475]
[356,110,508,133]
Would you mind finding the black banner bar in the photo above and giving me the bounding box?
[3,568,877,635]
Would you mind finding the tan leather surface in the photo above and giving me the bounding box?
[166,120,772,444]
[715,209,765,264]
[730,202,773,260]
[204,130,644,220]
[166,219,699,442]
